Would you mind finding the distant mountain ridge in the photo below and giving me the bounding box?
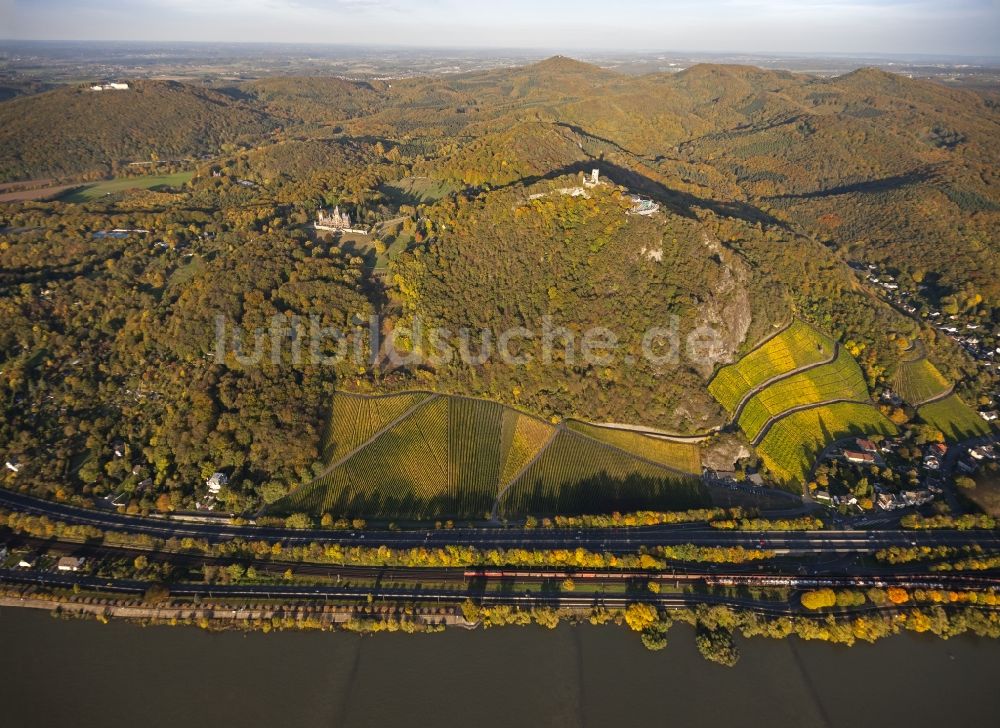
[0,80,278,182]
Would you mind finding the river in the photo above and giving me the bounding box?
[1,608,998,727]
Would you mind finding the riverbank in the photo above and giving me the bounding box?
[0,590,465,633]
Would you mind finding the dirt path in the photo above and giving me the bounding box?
[750,397,874,448]
[585,421,716,442]
[910,383,956,408]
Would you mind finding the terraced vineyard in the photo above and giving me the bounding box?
[565,420,702,474]
[736,347,869,442]
[918,395,992,442]
[708,321,836,413]
[276,392,705,519]
[756,402,899,486]
[706,320,897,488]
[891,356,951,406]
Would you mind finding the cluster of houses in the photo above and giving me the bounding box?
[876,488,934,511]
[813,436,943,511]
[851,260,1000,387]
[3,547,85,574]
[956,443,998,474]
[813,429,1000,513]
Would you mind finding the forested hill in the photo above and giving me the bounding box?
[1,57,997,512]
[0,81,279,182]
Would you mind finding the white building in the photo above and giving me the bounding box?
[206,472,228,495]
[90,82,130,91]
[629,195,659,216]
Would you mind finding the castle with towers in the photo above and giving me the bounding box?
[315,205,353,230]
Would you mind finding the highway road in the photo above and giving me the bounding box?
[4,488,1000,555]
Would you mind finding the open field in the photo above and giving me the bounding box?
[917,395,992,442]
[565,420,702,474]
[376,229,414,272]
[0,184,79,203]
[756,402,898,487]
[58,172,194,202]
[891,356,951,405]
[0,178,55,192]
[708,321,835,413]
[276,392,704,519]
[736,346,870,442]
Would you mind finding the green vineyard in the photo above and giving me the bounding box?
[708,320,835,412]
[756,402,899,486]
[891,356,951,406]
[736,346,869,442]
[917,395,992,442]
[275,392,706,519]
[495,428,708,518]
[322,391,430,462]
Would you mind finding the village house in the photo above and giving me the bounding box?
[843,450,876,465]
[929,443,949,458]
[57,556,85,572]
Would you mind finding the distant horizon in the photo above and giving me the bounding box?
[2,1,997,57]
[1,39,998,65]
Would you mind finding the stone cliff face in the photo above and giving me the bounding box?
[663,233,756,433]
[690,232,753,380]
[702,431,752,471]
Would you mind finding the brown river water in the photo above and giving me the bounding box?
[1,607,998,727]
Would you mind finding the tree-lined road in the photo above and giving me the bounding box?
[4,488,1000,555]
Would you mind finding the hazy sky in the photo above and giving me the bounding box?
[2,0,998,56]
